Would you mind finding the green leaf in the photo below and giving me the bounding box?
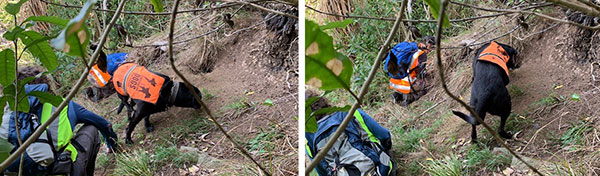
[4,0,29,15]
[22,16,69,28]
[305,96,319,133]
[0,49,16,87]
[3,84,30,113]
[263,99,273,106]
[0,96,7,119]
[0,138,14,163]
[311,105,351,116]
[424,0,450,27]
[20,31,59,71]
[149,0,164,12]
[320,19,355,30]
[305,20,353,91]
[2,26,24,41]
[571,93,581,101]
[50,0,96,57]
[306,115,318,133]
[27,91,62,107]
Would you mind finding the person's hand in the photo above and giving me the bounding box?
[106,138,122,154]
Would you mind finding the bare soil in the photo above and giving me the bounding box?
[369,8,600,175]
[85,11,298,175]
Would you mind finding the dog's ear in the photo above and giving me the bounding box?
[90,44,108,72]
[501,44,519,69]
[386,52,400,76]
[495,42,518,69]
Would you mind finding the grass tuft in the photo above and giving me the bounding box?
[425,155,462,176]
[561,121,593,150]
[114,149,153,176]
[248,126,283,155]
[153,145,198,168]
[464,145,511,172]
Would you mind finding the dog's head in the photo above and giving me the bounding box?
[173,82,202,109]
[496,42,519,69]
[90,43,108,72]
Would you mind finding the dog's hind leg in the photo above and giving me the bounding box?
[144,115,154,133]
[498,114,513,139]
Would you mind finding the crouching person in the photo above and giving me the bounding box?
[2,83,120,175]
[305,91,395,176]
[385,36,434,106]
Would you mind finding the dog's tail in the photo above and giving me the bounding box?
[451,110,479,125]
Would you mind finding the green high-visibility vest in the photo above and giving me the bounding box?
[40,103,78,162]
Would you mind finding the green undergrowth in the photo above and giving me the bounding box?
[248,125,284,155]
[156,114,213,145]
[561,120,593,151]
[425,154,462,176]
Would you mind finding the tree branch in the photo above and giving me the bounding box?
[305,3,552,23]
[0,0,128,171]
[305,0,409,174]
[40,0,268,16]
[222,0,297,19]
[165,0,271,175]
[452,1,600,30]
[545,0,600,18]
[441,25,521,49]
[434,0,543,175]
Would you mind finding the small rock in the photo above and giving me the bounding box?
[180,146,199,153]
[188,165,200,173]
[503,167,514,176]
[460,39,475,46]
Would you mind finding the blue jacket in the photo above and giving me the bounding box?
[106,53,127,75]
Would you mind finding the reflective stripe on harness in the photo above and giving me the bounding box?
[353,110,380,144]
[121,65,138,96]
[305,139,313,158]
[91,68,107,85]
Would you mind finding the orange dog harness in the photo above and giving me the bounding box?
[113,63,165,104]
[389,50,425,94]
[477,41,510,76]
[89,64,112,87]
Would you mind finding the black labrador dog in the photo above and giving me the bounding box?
[451,41,519,143]
[92,45,202,144]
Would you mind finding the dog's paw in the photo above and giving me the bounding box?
[125,138,134,144]
[499,131,513,139]
[146,126,154,133]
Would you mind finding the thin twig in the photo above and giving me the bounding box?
[305,0,409,174]
[11,14,24,176]
[40,0,269,16]
[305,3,552,23]
[453,1,600,30]
[129,13,279,48]
[165,0,271,175]
[516,23,560,41]
[417,99,446,118]
[224,0,297,19]
[434,0,543,175]
[441,25,521,49]
[0,0,128,171]
[545,0,600,18]
[523,115,561,152]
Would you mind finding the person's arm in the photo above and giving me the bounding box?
[357,109,392,150]
[68,101,118,150]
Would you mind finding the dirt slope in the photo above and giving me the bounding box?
[368,8,600,175]
[84,11,297,175]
